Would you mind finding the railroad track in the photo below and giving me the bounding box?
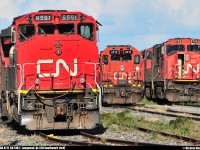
[130,105,200,121]
[175,103,200,108]
[37,131,170,146]
[112,121,200,146]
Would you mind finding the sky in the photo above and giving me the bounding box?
[0,0,200,52]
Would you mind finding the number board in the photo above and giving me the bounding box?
[191,39,198,43]
[110,50,119,55]
[174,39,182,43]
[61,14,78,21]
[34,15,52,21]
[124,50,132,54]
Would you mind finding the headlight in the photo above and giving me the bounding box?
[80,77,85,83]
[55,49,62,55]
[185,54,189,62]
[35,78,40,84]
[120,65,124,72]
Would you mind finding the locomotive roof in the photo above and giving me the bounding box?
[11,10,99,25]
[166,37,198,43]
[107,45,132,48]
[38,10,68,12]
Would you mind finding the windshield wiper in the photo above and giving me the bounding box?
[64,28,75,36]
[18,31,28,40]
[38,27,45,34]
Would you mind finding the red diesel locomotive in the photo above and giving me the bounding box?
[100,45,143,105]
[142,38,200,102]
[0,10,101,130]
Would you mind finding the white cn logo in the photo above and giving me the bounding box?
[37,59,78,77]
[184,64,199,74]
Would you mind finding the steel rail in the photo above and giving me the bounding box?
[130,107,200,121]
[140,105,200,117]
[112,121,200,146]
[37,132,107,146]
[80,132,170,146]
[37,131,170,146]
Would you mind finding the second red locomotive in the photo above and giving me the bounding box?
[142,38,200,102]
[100,45,143,105]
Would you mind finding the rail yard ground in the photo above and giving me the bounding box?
[0,100,200,146]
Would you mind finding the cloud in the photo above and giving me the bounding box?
[1,0,200,51]
[151,0,200,28]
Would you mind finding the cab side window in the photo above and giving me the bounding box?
[103,55,108,65]
[134,55,140,64]
[78,23,94,40]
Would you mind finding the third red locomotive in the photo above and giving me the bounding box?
[142,38,200,102]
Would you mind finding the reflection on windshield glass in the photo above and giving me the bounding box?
[188,45,200,52]
[38,24,55,34]
[78,23,94,40]
[111,55,120,61]
[58,24,75,34]
[122,54,132,61]
[166,45,185,55]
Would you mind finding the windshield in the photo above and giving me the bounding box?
[134,55,140,64]
[111,55,120,61]
[38,24,55,34]
[58,24,75,34]
[18,24,35,42]
[122,54,132,61]
[146,51,152,59]
[166,45,185,55]
[188,45,200,52]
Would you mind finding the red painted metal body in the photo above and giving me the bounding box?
[143,38,200,102]
[100,45,143,105]
[0,10,101,130]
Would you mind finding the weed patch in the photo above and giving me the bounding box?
[138,98,157,105]
[101,110,200,140]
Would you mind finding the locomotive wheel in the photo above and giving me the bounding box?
[1,97,8,119]
[1,96,13,120]
[0,98,2,118]
[102,101,110,107]
[145,87,152,99]
[156,87,165,100]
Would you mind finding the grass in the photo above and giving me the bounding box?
[137,97,158,105]
[179,102,200,107]
[22,134,50,146]
[100,110,200,140]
